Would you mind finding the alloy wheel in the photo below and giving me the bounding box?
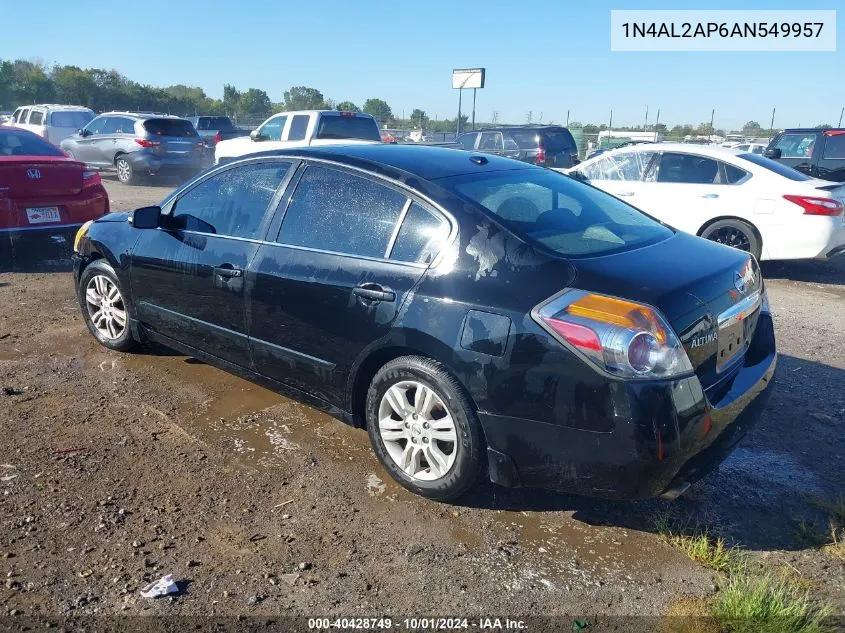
[116,159,130,183]
[377,380,458,481]
[85,275,127,340]
[708,226,751,252]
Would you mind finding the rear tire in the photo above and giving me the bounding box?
[365,356,485,502]
[115,156,137,185]
[77,259,137,352]
[701,219,762,262]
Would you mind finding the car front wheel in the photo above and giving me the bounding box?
[77,259,136,352]
[365,356,485,502]
[115,156,137,185]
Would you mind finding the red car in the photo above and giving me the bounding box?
[1,125,108,261]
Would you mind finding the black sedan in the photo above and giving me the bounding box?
[72,144,776,502]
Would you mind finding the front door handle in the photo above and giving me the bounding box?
[700,193,719,199]
[617,191,635,197]
[214,265,243,278]
[353,283,395,303]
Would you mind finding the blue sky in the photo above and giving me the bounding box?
[2,0,842,129]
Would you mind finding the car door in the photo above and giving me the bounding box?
[768,132,820,176]
[577,150,656,201]
[634,151,740,234]
[815,131,845,182]
[501,132,521,161]
[250,114,288,150]
[71,116,109,165]
[247,163,451,406]
[130,159,295,367]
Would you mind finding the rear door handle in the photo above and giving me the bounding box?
[353,283,395,302]
[214,265,243,278]
[700,193,719,199]
[617,192,635,197]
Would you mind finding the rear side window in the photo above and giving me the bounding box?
[442,169,672,257]
[288,115,310,141]
[315,115,381,141]
[197,117,233,131]
[171,162,291,239]
[508,130,541,149]
[822,134,845,159]
[390,203,450,264]
[478,132,503,151]
[738,153,811,181]
[457,133,478,150]
[724,163,748,183]
[278,165,407,258]
[0,129,64,156]
[49,110,94,128]
[28,111,44,125]
[143,119,197,138]
[649,153,719,184]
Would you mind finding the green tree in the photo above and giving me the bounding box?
[362,98,393,124]
[409,108,428,129]
[223,84,241,114]
[335,100,360,112]
[237,88,272,117]
[814,123,832,128]
[52,66,97,107]
[742,120,762,136]
[282,85,326,111]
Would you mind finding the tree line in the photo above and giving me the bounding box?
[1,59,828,135]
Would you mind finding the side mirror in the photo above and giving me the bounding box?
[569,171,588,182]
[250,129,262,141]
[763,148,781,159]
[78,128,90,137]
[129,205,161,229]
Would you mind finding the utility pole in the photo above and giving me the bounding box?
[471,88,476,131]
[492,110,499,125]
[769,107,776,139]
[526,111,533,124]
[653,108,660,141]
[644,104,648,130]
[839,107,844,127]
[709,108,715,142]
[608,109,613,133]
[566,109,570,126]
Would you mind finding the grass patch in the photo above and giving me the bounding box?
[714,572,833,633]
[655,514,743,574]
[821,527,845,561]
[794,519,829,548]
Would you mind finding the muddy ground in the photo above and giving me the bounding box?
[0,174,843,625]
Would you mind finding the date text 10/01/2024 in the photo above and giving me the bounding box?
[621,21,825,38]
[307,618,528,630]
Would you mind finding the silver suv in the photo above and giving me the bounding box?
[60,112,206,185]
[9,104,95,145]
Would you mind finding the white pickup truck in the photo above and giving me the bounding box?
[215,110,382,164]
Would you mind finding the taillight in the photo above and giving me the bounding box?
[340,111,357,118]
[535,147,546,165]
[783,194,843,216]
[532,290,694,379]
[82,170,101,187]
[135,139,161,148]
[214,132,222,144]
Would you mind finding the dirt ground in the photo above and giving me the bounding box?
[0,175,843,625]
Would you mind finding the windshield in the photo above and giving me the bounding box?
[49,110,94,128]
[441,169,673,257]
[0,129,65,156]
[143,119,198,138]
[315,115,380,141]
[738,152,811,181]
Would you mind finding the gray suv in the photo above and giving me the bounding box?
[61,112,206,185]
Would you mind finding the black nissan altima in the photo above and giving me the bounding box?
[72,144,776,502]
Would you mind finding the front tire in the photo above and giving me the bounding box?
[365,356,485,502]
[115,156,137,185]
[77,259,136,352]
[701,219,762,261]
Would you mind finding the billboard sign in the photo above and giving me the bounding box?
[452,68,485,89]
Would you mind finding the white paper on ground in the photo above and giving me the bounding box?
[140,574,178,598]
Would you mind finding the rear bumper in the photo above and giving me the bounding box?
[126,152,205,174]
[762,217,845,260]
[0,223,82,266]
[479,314,777,499]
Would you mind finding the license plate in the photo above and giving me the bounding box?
[26,207,61,224]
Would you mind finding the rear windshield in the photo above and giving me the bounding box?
[143,119,198,138]
[508,130,542,149]
[542,128,577,151]
[48,110,94,128]
[0,129,64,156]
[738,153,811,181]
[441,169,673,257]
[315,115,380,141]
[197,117,234,131]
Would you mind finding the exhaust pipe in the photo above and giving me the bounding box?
[660,480,691,501]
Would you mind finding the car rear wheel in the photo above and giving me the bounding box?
[115,156,137,185]
[701,219,762,262]
[365,356,485,502]
[78,260,136,352]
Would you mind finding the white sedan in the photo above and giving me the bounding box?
[565,143,845,261]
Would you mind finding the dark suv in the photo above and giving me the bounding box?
[61,112,205,185]
[455,126,580,168]
[764,128,845,182]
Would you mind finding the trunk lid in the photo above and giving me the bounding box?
[0,158,84,198]
[571,232,763,391]
[142,119,202,156]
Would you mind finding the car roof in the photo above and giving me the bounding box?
[14,104,94,111]
[780,128,845,133]
[463,125,568,133]
[99,111,185,120]
[599,142,744,158]
[266,110,376,118]
[247,144,539,181]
